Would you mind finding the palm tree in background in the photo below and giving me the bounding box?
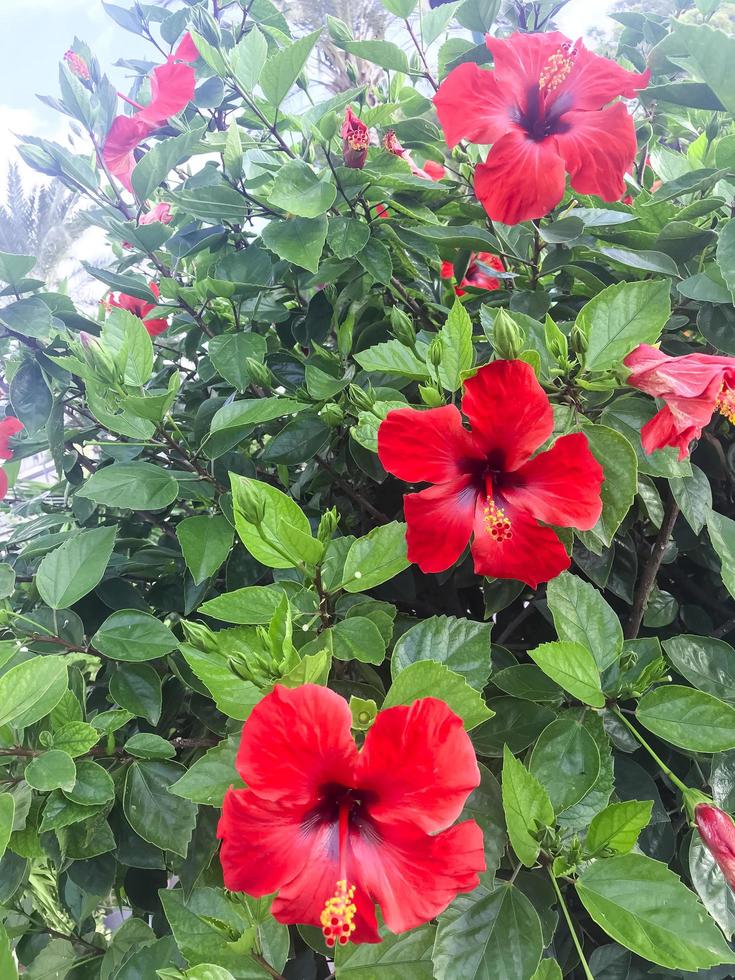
[0,164,81,284]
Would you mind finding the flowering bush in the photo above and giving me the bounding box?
[4,1,735,977]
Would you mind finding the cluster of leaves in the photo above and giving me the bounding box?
[3,0,735,977]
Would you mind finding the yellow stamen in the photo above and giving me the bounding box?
[717,383,735,425]
[539,44,577,93]
[320,879,357,948]
[484,500,512,543]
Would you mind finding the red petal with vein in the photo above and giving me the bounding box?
[433,62,512,149]
[555,38,650,110]
[470,496,570,587]
[234,684,357,806]
[102,115,153,191]
[357,698,480,833]
[136,60,196,125]
[377,404,483,484]
[461,360,554,472]
[503,432,604,531]
[474,129,567,224]
[554,103,637,201]
[174,32,199,63]
[404,478,477,574]
[486,31,567,104]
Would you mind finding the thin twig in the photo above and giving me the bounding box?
[405,18,438,91]
[315,455,389,524]
[625,493,679,640]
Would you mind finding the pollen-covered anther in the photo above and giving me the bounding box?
[539,45,576,93]
[483,501,512,542]
[716,383,735,426]
[320,879,357,947]
[64,49,90,82]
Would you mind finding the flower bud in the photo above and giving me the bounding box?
[491,309,524,360]
[348,384,374,413]
[419,384,444,407]
[64,49,90,82]
[319,403,344,428]
[236,482,267,526]
[695,804,735,887]
[570,323,588,356]
[317,507,339,545]
[706,117,720,144]
[427,337,443,367]
[390,308,416,349]
[341,107,369,170]
[245,357,272,389]
[79,331,99,351]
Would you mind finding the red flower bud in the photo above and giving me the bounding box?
[695,803,735,888]
[64,49,90,82]
[341,107,369,169]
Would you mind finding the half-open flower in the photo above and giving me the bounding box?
[378,359,604,587]
[433,31,649,224]
[342,107,369,169]
[108,281,169,337]
[383,130,445,182]
[0,416,24,502]
[624,345,735,459]
[441,252,504,295]
[696,803,735,889]
[218,684,484,945]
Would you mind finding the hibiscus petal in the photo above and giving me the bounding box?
[503,432,604,531]
[102,115,153,191]
[174,32,199,63]
[404,477,477,574]
[234,684,358,806]
[461,360,554,472]
[136,60,196,125]
[556,39,650,111]
[625,344,733,399]
[218,790,311,896]
[474,129,567,224]
[433,62,512,149]
[356,698,480,833]
[0,469,8,502]
[351,819,485,935]
[554,103,637,202]
[486,31,568,100]
[0,417,24,460]
[377,404,484,484]
[641,406,701,460]
[471,496,570,588]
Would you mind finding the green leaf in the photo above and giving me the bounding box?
[383,661,493,730]
[637,684,735,752]
[268,159,337,218]
[354,339,429,379]
[76,462,178,511]
[492,665,563,703]
[341,39,409,73]
[64,759,115,805]
[231,27,268,91]
[380,0,417,15]
[546,571,623,672]
[501,745,555,867]
[169,737,243,807]
[92,609,178,662]
[261,214,328,273]
[663,634,735,702]
[528,642,605,708]
[455,0,500,33]
[0,564,15,599]
[530,962,562,980]
[110,662,162,725]
[356,237,393,285]
[180,642,262,721]
[131,127,205,200]
[601,394,691,478]
[328,216,370,259]
[209,334,268,393]
[259,413,331,464]
[391,615,491,691]
[433,882,542,980]
[667,22,735,115]
[204,396,308,458]
[473,699,555,757]
[341,521,410,591]
[579,423,638,552]
[177,515,234,585]
[708,510,735,599]
[103,306,154,386]
[717,217,735,301]
[52,721,99,758]
[577,852,735,970]
[670,465,712,534]
[123,760,197,857]
[578,280,671,374]
[529,716,601,813]
[261,29,322,106]
[198,585,286,624]
[313,617,386,665]
[585,800,653,857]
[690,833,735,939]
[36,526,116,608]
[0,249,35,285]
[0,794,15,861]
[438,300,473,392]
[334,922,435,977]
[0,656,67,728]
[231,474,323,568]
[25,750,76,793]
[124,733,175,759]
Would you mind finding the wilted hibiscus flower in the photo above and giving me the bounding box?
[383,131,445,181]
[0,416,23,502]
[342,107,370,169]
[108,282,169,337]
[696,804,735,889]
[218,684,484,945]
[441,252,505,295]
[433,32,649,224]
[378,359,604,587]
[624,345,735,459]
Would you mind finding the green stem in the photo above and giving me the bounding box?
[612,707,689,794]
[547,869,594,980]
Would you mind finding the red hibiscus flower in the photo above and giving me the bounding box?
[441,252,505,295]
[696,804,735,889]
[624,345,735,460]
[139,202,173,226]
[342,107,369,170]
[423,159,446,181]
[0,416,23,502]
[173,32,199,63]
[377,359,604,587]
[218,684,484,945]
[433,32,649,224]
[383,131,445,182]
[108,282,169,337]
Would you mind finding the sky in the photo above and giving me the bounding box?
[0,0,615,181]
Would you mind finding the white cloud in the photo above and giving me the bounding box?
[556,0,616,38]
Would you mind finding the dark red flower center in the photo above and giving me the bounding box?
[515,44,577,143]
